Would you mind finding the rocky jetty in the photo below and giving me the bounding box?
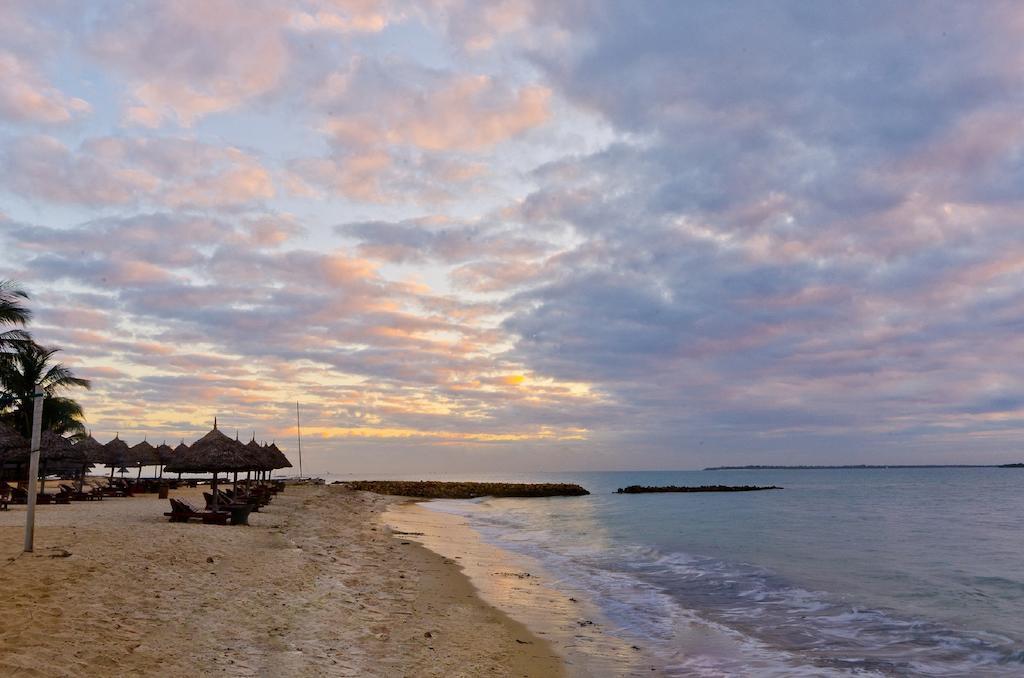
[339,480,590,498]
[616,484,782,494]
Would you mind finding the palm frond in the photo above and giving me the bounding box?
[0,280,31,328]
[42,363,92,392]
[0,339,90,437]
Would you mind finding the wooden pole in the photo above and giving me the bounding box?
[24,385,44,553]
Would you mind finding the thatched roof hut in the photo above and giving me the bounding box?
[173,440,189,458]
[245,437,271,471]
[2,431,85,465]
[264,442,292,470]
[73,434,106,465]
[39,431,87,464]
[154,442,175,465]
[129,439,160,467]
[102,436,132,477]
[165,423,263,508]
[103,434,131,468]
[0,423,29,463]
[0,432,89,490]
[164,426,260,474]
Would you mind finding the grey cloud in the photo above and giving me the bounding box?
[337,218,552,264]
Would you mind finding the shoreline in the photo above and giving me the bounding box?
[0,483,565,676]
[384,499,659,677]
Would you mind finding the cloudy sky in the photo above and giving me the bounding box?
[3,1,1024,473]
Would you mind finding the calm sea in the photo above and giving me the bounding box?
[329,468,1024,676]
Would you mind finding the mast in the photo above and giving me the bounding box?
[296,401,303,478]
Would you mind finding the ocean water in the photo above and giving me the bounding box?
[337,468,1024,676]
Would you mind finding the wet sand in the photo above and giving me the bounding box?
[0,483,563,677]
[384,501,662,677]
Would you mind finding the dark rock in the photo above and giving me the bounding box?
[339,480,590,498]
[616,485,782,494]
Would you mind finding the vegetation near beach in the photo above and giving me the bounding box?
[340,480,590,498]
[0,281,91,438]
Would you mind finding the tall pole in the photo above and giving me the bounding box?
[24,385,44,553]
[296,401,303,479]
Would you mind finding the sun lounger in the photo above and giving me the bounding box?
[39,491,71,504]
[99,479,133,497]
[164,498,229,525]
[203,490,249,510]
[8,486,27,504]
[59,484,103,501]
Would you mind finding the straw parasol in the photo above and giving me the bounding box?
[263,442,292,479]
[171,440,189,480]
[72,434,105,490]
[0,423,30,483]
[0,423,29,461]
[16,432,88,494]
[154,442,174,479]
[164,422,262,507]
[243,437,267,487]
[74,434,106,464]
[129,439,159,481]
[38,431,85,462]
[103,434,131,478]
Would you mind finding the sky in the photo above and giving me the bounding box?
[3,1,1024,473]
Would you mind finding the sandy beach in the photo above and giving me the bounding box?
[385,502,658,677]
[0,483,564,677]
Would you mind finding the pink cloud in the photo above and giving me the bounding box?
[0,51,90,124]
[90,0,290,127]
[288,0,397,33]
[318,69,550,152]
[2,136,275,208]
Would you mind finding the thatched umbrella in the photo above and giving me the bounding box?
[0,423,29,484]
[164,423,261,508]
[242,436,274,487]
[0,423,28,456]
[74,434,105,464]
[25,432,87,494]
[154,442,174,479]
[129,439,159,481]
[264,442,292,479]
[72,434,105,491]
[172,440,189,480]
[103,434,131,479]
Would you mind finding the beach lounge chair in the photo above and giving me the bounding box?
[59,483,103,501]
[40,491,71,505]
[203,490,246,510]
[164,498,229,525]
[200,492,254,525]
[99,479,132,497]
[8,486,27,504]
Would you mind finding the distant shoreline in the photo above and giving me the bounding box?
[704,464,1023,470]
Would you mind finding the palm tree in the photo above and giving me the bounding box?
[0,280,31,350]
[0,341,91,438]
